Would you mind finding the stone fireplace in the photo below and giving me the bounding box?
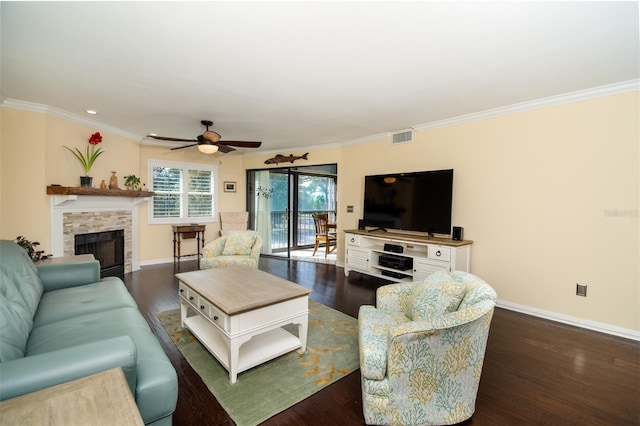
[50,193,149,273]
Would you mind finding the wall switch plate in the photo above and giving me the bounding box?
[576,283,587,297]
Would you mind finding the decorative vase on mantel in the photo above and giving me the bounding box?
[109,171,119,189]
[80,176,93,187]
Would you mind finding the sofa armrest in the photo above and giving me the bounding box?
[0,336,137,401]
[36,259,101,292]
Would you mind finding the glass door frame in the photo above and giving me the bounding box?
[246,164,337,259]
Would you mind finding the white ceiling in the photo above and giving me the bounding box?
[1,1,638,154]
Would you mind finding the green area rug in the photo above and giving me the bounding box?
[157,300,359,426]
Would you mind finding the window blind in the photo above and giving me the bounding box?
[149,160,218,224]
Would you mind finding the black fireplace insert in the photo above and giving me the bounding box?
[75,230,125,277]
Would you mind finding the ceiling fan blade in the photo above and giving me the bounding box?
[147,135,198,142]
[218,141,262,148]
[170,144,198,151]
[216,144,236,153]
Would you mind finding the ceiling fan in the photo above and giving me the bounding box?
[146,120,262,154]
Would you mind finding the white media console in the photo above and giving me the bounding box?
[344,229,472,282]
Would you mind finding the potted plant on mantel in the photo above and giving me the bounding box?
[64,132,105,187]
[124,175,143,191]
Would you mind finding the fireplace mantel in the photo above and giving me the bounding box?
[47,186,154,197]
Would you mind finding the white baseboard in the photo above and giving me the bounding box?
[139,256,198,267]
[497,300,640,342]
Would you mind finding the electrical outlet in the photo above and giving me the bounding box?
[346,205,354,213]
[576,283,587,297]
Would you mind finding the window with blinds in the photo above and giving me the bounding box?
[148,160,218,224]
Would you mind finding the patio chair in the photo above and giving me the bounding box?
[312,213,337,258]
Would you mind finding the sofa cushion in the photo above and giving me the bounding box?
[222,232,256,256]
[0,275,33,362]
[200,256,258,269]
[0,241,45,362]
[411,270,466,321]
[32,277,137,327]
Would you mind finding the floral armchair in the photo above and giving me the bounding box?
[358,270,497,425]
[200,230,262,269]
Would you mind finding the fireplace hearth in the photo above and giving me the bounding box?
[75,230,125,277]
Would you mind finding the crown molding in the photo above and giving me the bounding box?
[249,132,391,157]
[341,132,392,147]
[1,99,49,113]
[244,141,344,157]
[3,79,637,150]
[0,99,144,142]
[413,79,640,132]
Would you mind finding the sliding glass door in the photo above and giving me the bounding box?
[293,171,337,248]
[247,164,337,259]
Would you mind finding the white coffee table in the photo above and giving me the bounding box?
[176,265,312,383]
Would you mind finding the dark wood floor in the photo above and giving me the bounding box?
[123,257,640,426]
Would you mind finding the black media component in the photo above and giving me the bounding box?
[381,269,409,280]
[379,254,413,271]
[452,226,464,241]
[358,219,365,230]
[383,243,403,253]
[362,169,454,234]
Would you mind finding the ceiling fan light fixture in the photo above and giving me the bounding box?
[202,130,221,143]
[198,143,219,154]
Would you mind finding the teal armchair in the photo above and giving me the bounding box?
[358,270,497,425]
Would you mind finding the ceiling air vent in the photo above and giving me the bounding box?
[392,130,413,144]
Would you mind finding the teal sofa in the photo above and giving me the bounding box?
[0,240,177,426]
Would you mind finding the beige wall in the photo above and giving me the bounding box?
[0,109,48,242]
[340,92,639,331]
[1,91,638,332]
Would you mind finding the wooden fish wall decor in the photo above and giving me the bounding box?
[264,152,309,165]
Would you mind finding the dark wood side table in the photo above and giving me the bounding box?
[173,225,206,267]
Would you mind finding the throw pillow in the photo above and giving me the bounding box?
[411,270,466,321]
[222,232,256,256]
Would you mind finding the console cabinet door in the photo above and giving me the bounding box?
[347,247,370,271]
[413,258,450,281]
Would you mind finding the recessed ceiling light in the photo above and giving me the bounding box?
[148,133,157,136]
[85,109,98,115]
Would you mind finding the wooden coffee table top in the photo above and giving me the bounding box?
[176,266,311,315]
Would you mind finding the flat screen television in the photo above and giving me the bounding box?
[362,169,453,235]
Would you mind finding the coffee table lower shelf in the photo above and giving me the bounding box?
[184,315,302,380]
